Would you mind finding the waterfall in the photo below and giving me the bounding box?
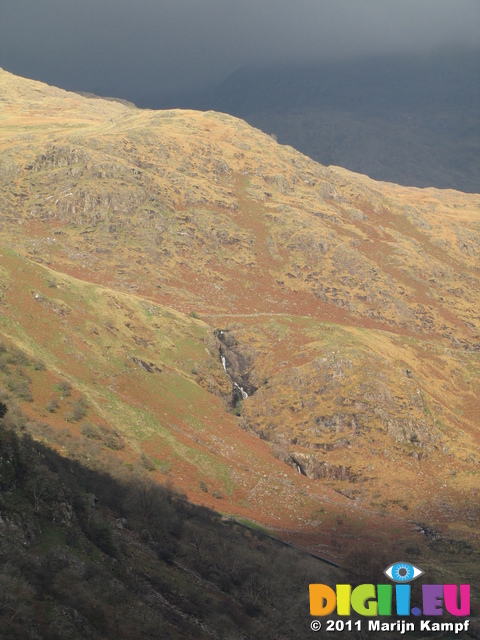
[234,382,248,400]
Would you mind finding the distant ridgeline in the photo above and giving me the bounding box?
[142,49,480,193]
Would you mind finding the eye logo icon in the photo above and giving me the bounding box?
[384,562,424,583]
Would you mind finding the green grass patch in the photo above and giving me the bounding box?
[234,517,274,535]
[153,458,172,473]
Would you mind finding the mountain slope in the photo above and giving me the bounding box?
[1,68,480,586]
[0,399,344,640]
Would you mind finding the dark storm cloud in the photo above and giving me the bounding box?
[1,0,479,97]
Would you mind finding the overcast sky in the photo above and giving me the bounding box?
[1,0,479,98]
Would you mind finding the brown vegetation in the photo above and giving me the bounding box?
[0,68,479,633]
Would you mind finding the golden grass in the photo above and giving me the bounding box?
[1,68,479,571]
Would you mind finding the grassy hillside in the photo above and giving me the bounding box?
[0,68,479,634]
[1,340,477,638]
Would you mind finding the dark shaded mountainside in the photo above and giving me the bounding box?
[0,69,480,637]
[144,49,480,193]
[0,383,342,640]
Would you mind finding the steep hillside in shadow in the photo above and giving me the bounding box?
[0,389,343,639]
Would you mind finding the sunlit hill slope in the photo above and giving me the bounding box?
[1,67,480,583]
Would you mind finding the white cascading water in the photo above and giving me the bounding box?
[221,355,248,398]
